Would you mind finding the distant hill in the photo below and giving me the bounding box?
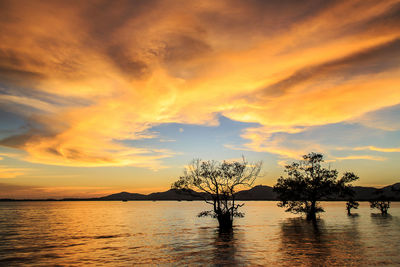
[99,191,147,200]
[351,186,378,200]
[235,185,277,200]
[97,186,277,201]
[95,183,400,201]
[99,189,206,201]
[1,183,399,201]
[147,189,206,200]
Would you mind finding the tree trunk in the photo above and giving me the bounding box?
[217,212,233,231]
[306,201,317,221]
[381,207,388,215]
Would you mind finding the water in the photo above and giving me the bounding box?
[0,201,399,266]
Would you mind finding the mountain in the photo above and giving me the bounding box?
[1,183,399,201]
[351,186,380,200]
[98,189,206,201]
[348,183,400,200]
[97,183,400,201]
[99,191,147,200]
[235,185,277,200]
[147,189,206,200]
[97,187,277,201]
[378,183,400,198]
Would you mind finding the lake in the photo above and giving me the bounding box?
[0,201,399,266]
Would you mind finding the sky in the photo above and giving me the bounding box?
[0,0,399,198]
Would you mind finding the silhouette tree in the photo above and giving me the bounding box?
[273,152,359,220]
[370,189,390,215]
[346,199,359,215]
[172,157,262,231]
[342,177,359,215]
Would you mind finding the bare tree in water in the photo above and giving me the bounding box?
[273,152,359,221]
[172,157,262,231]
[370,189,390,215]
[346,199,359,215]
[343,176,359,215]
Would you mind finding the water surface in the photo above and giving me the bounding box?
[0,201,399,266]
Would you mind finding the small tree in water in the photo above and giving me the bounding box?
[370,189,390,215]
[273,152,359,221]
[343,176,359,215]
[346,199,359,215]
[172,158,262,231]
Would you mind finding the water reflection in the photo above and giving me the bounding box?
[279,217,364,266]
[347,213,359,218]
[212,229,237,265]
[196,226,243,266]
[279,218,330,266]
[367,213,400,265]
[1,202,399,265]
[0,202,66,265]
[370,213,393,225]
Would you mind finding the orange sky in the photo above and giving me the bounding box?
[0,0,399,198]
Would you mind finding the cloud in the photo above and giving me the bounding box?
[226,125,322,159]
[255,38,400,98]
[0,153,27,178]
[277,160,289,168]
[346,146,400,153]
[0,168,24,178]
[334,155,387,161]
[0,167,25,178]
[0,0,399,169]
[358,146,400,153]
[351,104,400,131]
[0,94,58,113]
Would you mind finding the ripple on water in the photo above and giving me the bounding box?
[0,201,399,266]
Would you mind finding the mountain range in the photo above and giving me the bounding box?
[1,183,399,201]
[98,183,400,201]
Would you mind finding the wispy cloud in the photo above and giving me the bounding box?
[226,125,323,159]
[0,0,399,170]
[355,146,400,153]
[0,167,25,178]
[336,145,400,153]
[334,155,387,161]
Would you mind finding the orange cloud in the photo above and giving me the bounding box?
[0,167,25,179]
[352,146,400,153]
[226,125,325,160]
[335,155,387,161]
[0,0,400,168]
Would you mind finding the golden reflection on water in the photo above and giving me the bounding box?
[0,201,399,266]
[278,217,364,266]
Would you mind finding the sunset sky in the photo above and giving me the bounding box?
[0,0,399,198]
